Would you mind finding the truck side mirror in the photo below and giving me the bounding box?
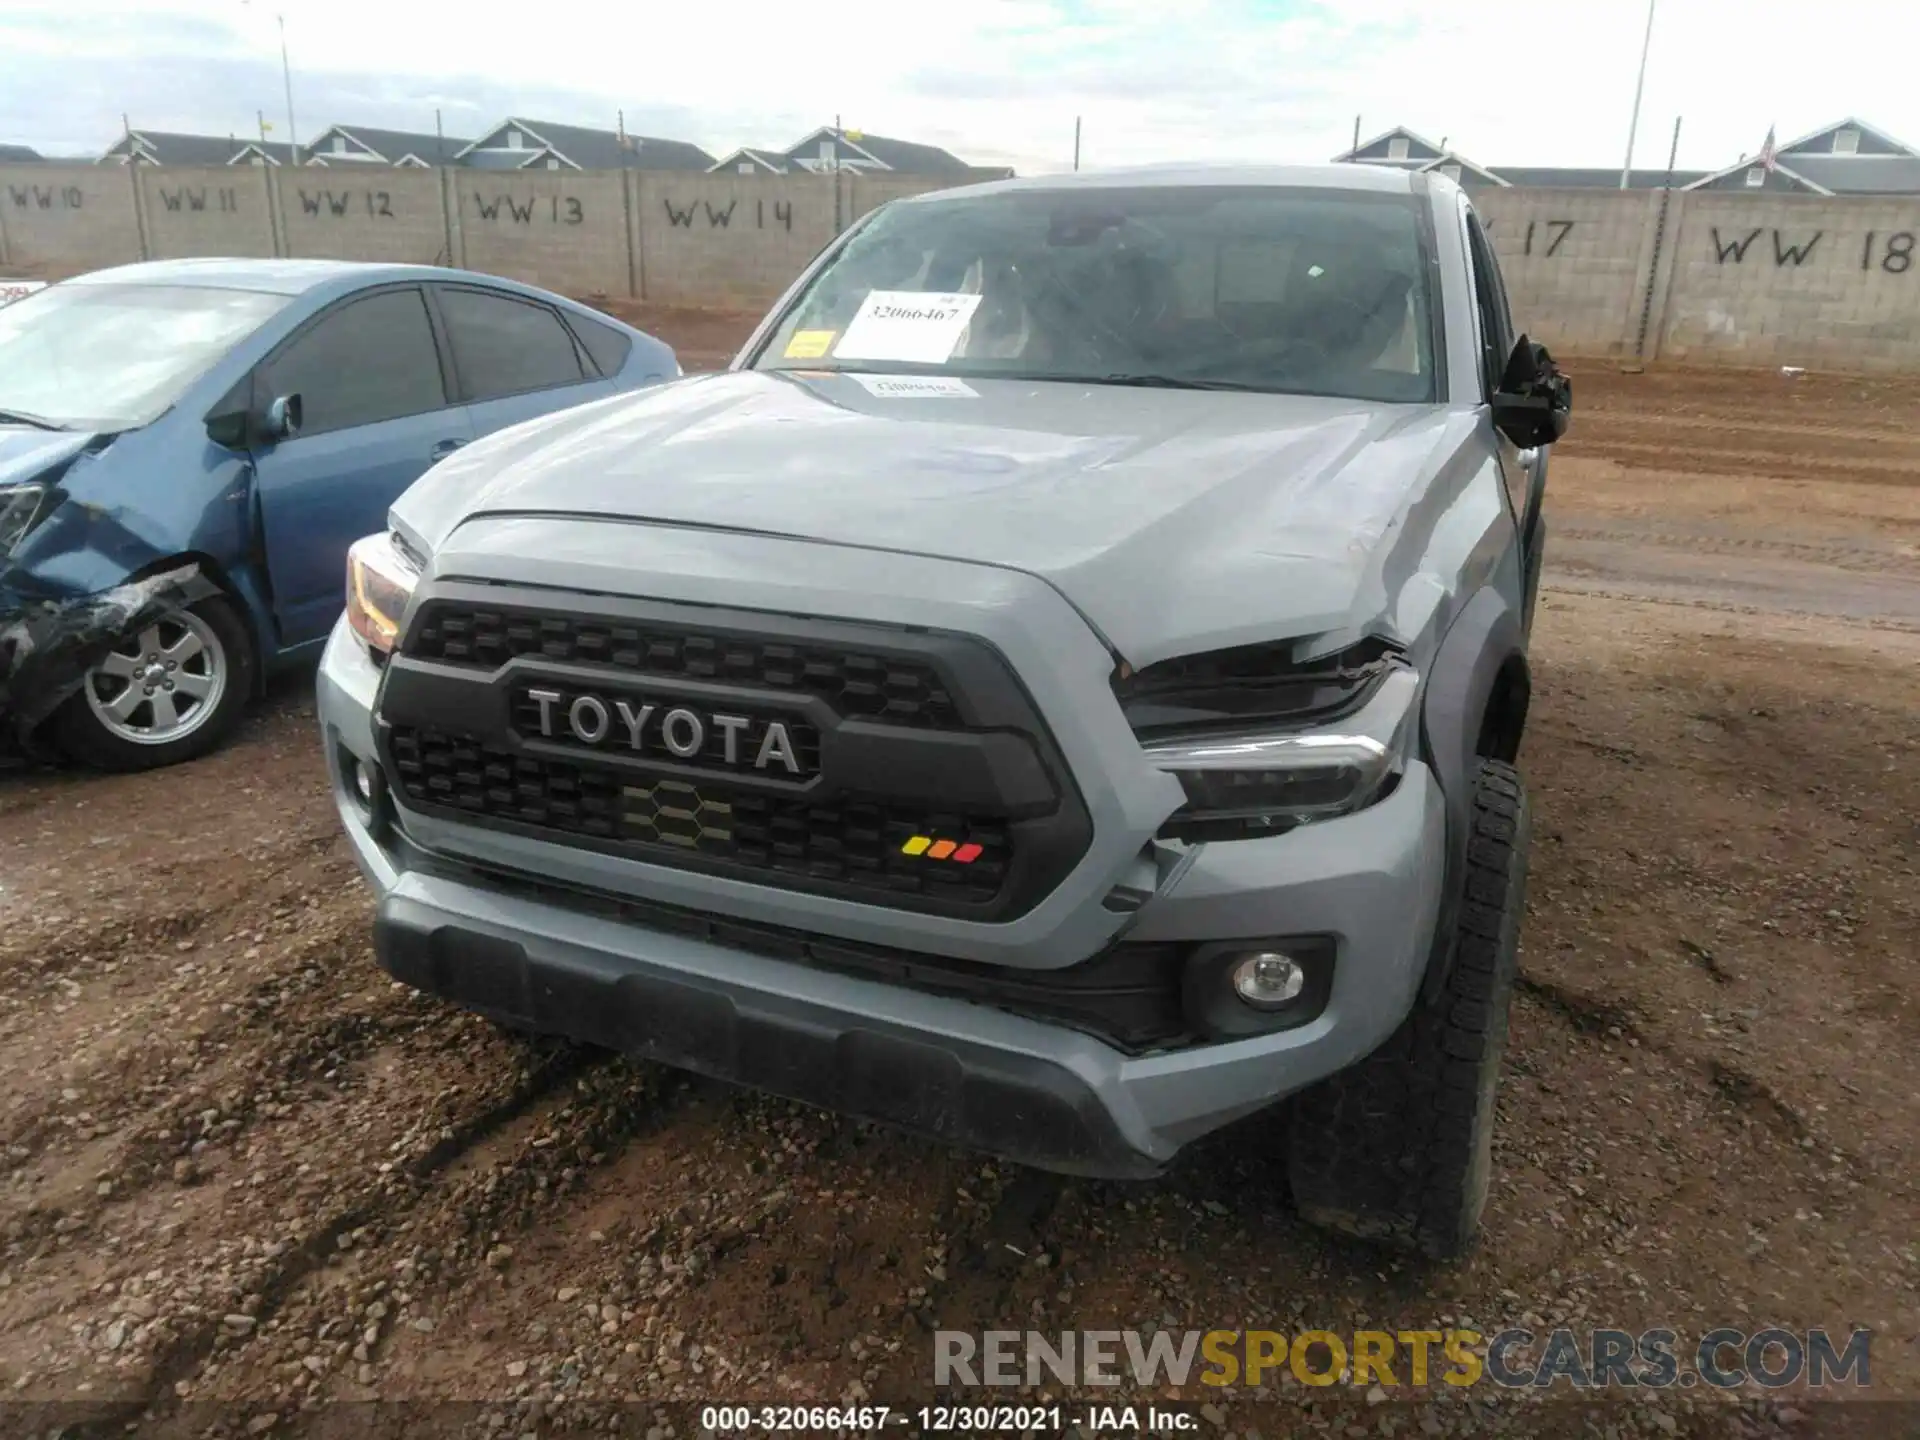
[1490,335,1571,450]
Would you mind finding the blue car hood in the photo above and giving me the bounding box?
[0,426,98,489]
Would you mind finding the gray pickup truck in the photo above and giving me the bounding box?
[317,164,1570,1258]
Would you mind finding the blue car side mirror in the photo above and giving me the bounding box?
[264,393,304,442]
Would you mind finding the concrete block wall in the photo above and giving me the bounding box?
[278,167,449,265]
[1657,192,1920,369]
[450,169,631,297]
[140,166,276,259]
[635,173,840,307]
[4,159,1919,371]
[847,174,955,222]
[1476,188,1660,356]
[0,165,143,272]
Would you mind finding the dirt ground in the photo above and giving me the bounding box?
[1,314,1916,1438]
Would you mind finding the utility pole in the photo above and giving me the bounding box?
[832,113,843,233]
[1352,114,1361,153]
[1073,116,1081,171]
[243,3,299,163]
[278,13,299,163]
[1631,115,1684,366]
[1620,0,1657,188]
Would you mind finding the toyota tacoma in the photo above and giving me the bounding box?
[316,165,1570,1258]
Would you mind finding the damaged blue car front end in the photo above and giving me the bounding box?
[0,423,234,756]
[0,259,679,765]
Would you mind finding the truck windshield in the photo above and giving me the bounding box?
[754,185,1437,404]
[0,282,290,432]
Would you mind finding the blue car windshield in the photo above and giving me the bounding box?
[753,186,1437,404]
[0,282,290,431]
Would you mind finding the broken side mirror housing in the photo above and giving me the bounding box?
[1490,334,1572,450]
[264,393,304,442]
[203,374,253,451]
[203,407,249,450]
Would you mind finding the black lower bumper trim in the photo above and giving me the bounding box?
[374,896,1165,1180]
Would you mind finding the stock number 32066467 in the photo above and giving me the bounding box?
[701,1406,894,1433]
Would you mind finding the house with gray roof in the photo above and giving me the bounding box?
[455,118,713,172]
[763,126,1005,177]
[100,130,248,165]
[97,130,297,166]
[229,140,301,166]
[1337,118,1919,195]
[707,128,1010,178]
[1334,126,1452,172]
[1685,119,1920,195]
[303,124,470,168]
[707,147,790,176]
[0,144,42,163]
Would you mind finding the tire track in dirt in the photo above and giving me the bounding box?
[1567,440,1920,486]
[1554,528,1920,578]
[1570,408,1920,451]
[50,1041,612,1436]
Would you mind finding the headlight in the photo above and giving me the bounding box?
[1141,664,1419,841]
[0,483,47,555]
[344,531,421,655]
[1113,634,1401,737]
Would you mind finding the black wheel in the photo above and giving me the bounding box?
[55,594,256,772]
[1287,759,1530,1259]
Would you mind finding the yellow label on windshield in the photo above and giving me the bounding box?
[784,329,836,359]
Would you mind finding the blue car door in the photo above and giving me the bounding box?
[428,284,615,439]
[250,285,473,647]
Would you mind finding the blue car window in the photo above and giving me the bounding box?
[261,288,446,437]
[565,312,634,377]
[437,288,585,401]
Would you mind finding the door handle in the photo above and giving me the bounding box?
[430,438,467,460]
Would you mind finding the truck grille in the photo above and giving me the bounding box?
[380,584,1092,920]
[389,726,1011,904]
[409,603,959,729]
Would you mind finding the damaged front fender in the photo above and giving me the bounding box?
[0,563,221,754]
[0,424,263,759]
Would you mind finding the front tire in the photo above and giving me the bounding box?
[56,595,255,772]
[1286,759,1530,1259]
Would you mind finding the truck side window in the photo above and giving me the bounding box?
[1463,211,1513,399]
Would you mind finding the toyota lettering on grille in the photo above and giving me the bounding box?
[523,686,806,775]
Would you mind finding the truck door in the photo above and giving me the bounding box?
[1462,205,1548,633]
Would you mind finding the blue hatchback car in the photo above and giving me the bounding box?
[0,258,677,769]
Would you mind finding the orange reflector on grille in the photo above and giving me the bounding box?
[901,834,985,863]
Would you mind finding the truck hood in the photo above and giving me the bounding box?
[396,370,1475,665]
[0,426,98,490]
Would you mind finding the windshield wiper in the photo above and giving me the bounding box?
[1075,374,1272,393]
[0,408,66,432]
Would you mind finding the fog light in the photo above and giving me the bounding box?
[1230,952,1306,1010]
[351,758,375,807]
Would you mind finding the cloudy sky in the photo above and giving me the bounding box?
[2,0,1916,174]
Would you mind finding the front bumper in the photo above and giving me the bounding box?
[0,563,219,743]
[321,617,1449,1176]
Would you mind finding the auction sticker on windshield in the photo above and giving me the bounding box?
[833,291,982,364]
[784,329,836,359]
[0,280,47,308]
[849,374,979,399]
